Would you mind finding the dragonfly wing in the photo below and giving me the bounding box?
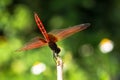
[34,13,50,42]
[17,37,47,51]
[49,23,90,41]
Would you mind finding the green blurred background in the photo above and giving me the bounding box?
[0,0,120,80]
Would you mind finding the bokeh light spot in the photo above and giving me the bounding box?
[11,60,27,74]
[99,38,114,53]
[31,62,46,75]
[80,44,94,56]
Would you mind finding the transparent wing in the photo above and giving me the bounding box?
[49,23,90,41]
[17,37,47,51]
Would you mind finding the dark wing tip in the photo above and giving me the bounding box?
[34,12,37,16]
[83,23,91,27]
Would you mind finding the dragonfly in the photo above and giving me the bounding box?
[17,13,90,58]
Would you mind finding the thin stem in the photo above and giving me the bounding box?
[56,56,63,80]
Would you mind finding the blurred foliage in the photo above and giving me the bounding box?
[0,0,120,80]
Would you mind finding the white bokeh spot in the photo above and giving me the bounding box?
[31,62,46,75]
[99,38,114,53]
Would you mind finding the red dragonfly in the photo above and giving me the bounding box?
[18,13,90,57]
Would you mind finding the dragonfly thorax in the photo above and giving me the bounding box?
[48,34,58,42]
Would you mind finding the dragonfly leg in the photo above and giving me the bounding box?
[53,52,60,64]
